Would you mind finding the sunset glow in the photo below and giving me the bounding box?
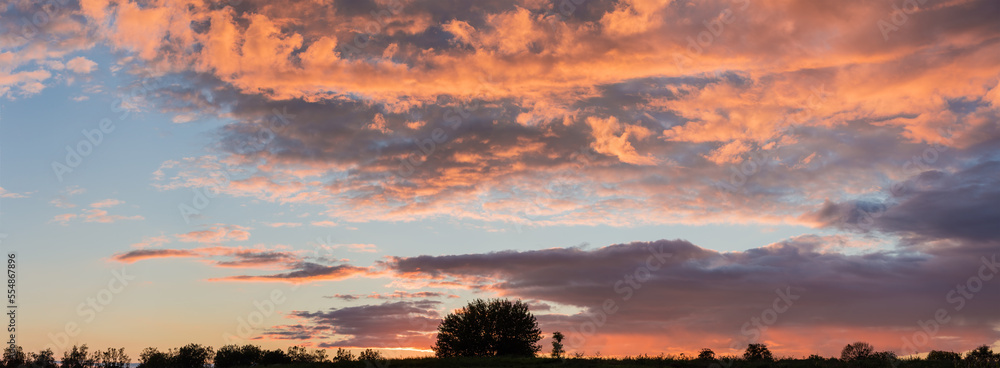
[2,0,1000,360]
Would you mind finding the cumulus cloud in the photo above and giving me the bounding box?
[65,57,98,74]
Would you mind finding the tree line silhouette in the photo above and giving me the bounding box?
[4,299,999,367]
[1,344,386,368]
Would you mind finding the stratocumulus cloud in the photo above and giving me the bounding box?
[25,0,989,229]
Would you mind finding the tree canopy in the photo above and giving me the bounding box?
[433,298,542,358]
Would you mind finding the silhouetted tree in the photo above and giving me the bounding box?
[260,349,289,365]
[28,349,57,368]
[137,348,172,368]
[358,349,383,362]
[433,298,542,357]
[697,348,715,360]
[137,348,171,368]
[286,347,317,363]
[61,345,94,368]
[965,345,999,367]
[311,349,327,363]
[870,351,896,361]
[550,332,565,359]
[93,348,128,368]
[332,348,354,363]
[743,344,773,361]
[840,342,875,361]
[926,350,962,361]
[2,346,26,368]
[173,344,212,368]
[214,345,262,368]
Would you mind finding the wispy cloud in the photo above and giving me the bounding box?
[0,187,30,199]
[176,224,251,244]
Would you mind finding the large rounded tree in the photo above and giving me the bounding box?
[433,298,542,357]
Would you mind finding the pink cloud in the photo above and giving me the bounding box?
[176,224,251,243]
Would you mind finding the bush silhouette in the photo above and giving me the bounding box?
[29,349,58,368]
[697,348,715,360]
[433,298,542,357]
[965,345,999,367]
[214,345,262,368]
[61,345,94,368]
[743,343,773,361]
[94,348,128,368]
[2,346,26,368]
[926,350,961,361]
[173,344,213,368]
[840,342,874,361]
[358,349,384,362]
[332,348,354,362]
[260,349,290,365]
[137,348,171,368]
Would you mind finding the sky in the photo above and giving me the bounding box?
[1,0,999,360]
